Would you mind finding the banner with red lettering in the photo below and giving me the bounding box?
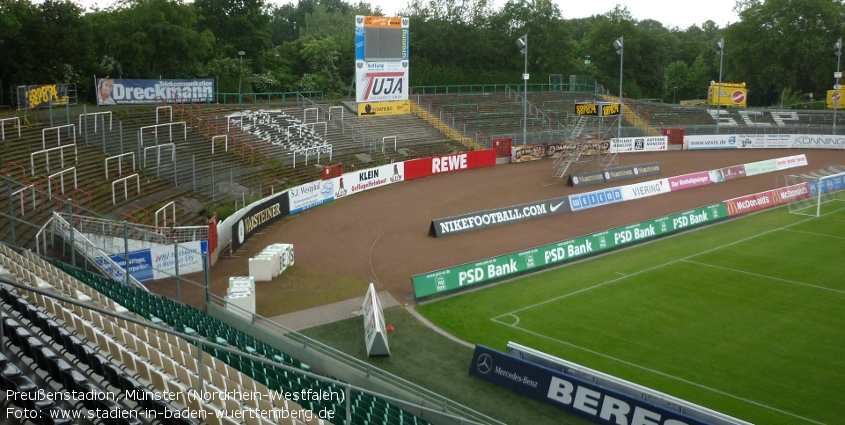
[724,182,811,216]
[404,149,496,180]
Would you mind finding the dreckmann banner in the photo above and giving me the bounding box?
[96,78,214,105]
[469,345,708,425]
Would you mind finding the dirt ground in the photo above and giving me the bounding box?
[149,149,845,316]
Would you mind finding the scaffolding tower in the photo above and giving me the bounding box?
[552,114,620,179]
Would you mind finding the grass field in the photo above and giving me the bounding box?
[416,203,845,425]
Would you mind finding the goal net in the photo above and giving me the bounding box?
[781,165,845,217]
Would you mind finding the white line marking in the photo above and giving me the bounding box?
[369,231,385,288]
[781,228,845,241]
[682,260,845,295]
[615,272,626,276]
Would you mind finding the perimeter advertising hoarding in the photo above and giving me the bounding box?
[686,134,845,150]
[609,136,668,153]
[512,141,609,163]
[430,196,571,237]
[95,241,208,282]
[404,149,497,180]
[725,183,812,216]
[571,163,662,187]
[469,345,709,425]
[231,191,290,252]
[413,204,728,298]
[332,162,404,199]
[667,172,711,191]
[96,78,214,105]
[288,179,336,214]
[568,188,624,211]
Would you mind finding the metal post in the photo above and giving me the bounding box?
[123,221,130,286]
[119,121,123,155]
[192,155,196,192]
[83,104,88,145]
[68,198,75,267]
[523,33,528,145]
[204,254,210,306]
[102,115,106,153]
[618,36,624,138]
[7,179,16,248]
[174,242,180,302]
[833,38,843,134]
[717,38,724,135]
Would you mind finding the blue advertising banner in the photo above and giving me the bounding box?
[469,345,708,425]
[96,249,155,282]
[96,78,214,105]
[569,188,624,211]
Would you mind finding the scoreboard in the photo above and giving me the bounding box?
[355,15,410,115]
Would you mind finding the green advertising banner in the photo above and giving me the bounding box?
[412,203,730,299]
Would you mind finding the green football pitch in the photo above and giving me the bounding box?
[417,203,845,425]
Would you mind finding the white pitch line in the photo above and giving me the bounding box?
[493,320,827,425]
[682,260,845,295]
[780,228,845,241]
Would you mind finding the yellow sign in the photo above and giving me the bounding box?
[707,82,747,107]
[827,89,845,109]
[602,103,620,116]
[575,103,598,116]
[357,100,411,117]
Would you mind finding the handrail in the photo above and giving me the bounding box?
[41,124,76,150]
[30,143,77,176]
[142,143,175,167]
[78,111,112,134]
[139,121,186,148]
[104,152,136,180]
[47,167,78,195]
[111,173,140,205]
[155,201,176,228]
[0,116,21,140]
[156,105,173,123]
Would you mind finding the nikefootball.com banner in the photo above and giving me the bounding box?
[430,197,571,237]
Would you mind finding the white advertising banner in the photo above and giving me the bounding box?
[620,178,671,201]
[610,136,668,153]
[332,162,405,199]
[288,180,336,214]
[685,134,845,150]
[355,61,409,103]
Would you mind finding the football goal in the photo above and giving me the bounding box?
[781,165,845,217]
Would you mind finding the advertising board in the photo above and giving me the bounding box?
[609,136,668,153]
[288,180,336,214]
[231,191,290,252]
[430,196,570,237]
[469,345,709,425]
[95,78,214,105]
[404,149,496,180]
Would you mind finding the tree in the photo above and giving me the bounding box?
[725,0,845,105]
[91,0,214,79]
[193,0,272,70]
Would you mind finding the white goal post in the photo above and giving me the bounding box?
[781,165,845,217]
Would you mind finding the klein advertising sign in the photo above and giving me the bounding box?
[469,345,709,425]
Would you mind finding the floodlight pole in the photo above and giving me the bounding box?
[238,50,246,99]
[716,38,724,135]
[835,38,841,133]
[522,34,528,145]
[617,36,624,138]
